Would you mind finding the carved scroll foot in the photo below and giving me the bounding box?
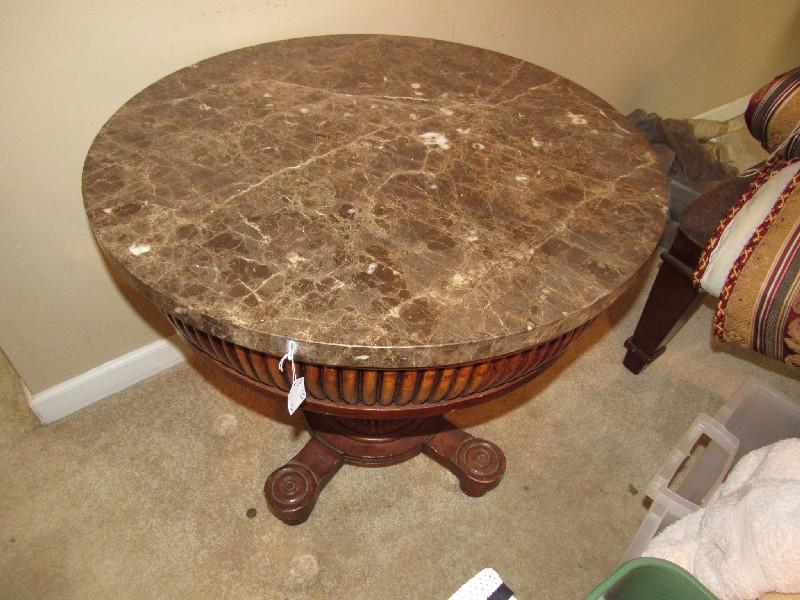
[422,421,506,497]
[264,438,343,525]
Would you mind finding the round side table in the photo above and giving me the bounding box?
[83,35,667,524]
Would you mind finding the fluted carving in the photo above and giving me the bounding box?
[166,313,586,415]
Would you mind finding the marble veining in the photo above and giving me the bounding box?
[82,35,667,368]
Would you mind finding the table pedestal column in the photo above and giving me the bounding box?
[264,412,506,525]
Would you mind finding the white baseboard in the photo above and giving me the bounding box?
[693,94,752,121]
[29,336,187,424]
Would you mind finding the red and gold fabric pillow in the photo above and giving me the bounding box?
[746,67,800,160]
[694,159,800,365]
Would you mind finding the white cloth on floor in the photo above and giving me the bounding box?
[645,438,800,600]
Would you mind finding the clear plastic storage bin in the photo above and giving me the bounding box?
[622,378,800,561]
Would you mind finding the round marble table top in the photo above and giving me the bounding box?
[83,35,667,368]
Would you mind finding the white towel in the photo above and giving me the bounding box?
[645,438,800,600]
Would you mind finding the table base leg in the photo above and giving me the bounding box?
[264,438,343,525]
[423,421,507,497]
[264,413,506,524]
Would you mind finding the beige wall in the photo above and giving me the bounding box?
[2,0,799,394]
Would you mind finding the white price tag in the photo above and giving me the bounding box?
[287,377,306,415]
[279,340,306,415]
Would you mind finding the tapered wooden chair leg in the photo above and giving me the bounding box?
[623,232,705,374]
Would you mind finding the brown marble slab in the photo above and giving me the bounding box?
[83,34,667,368]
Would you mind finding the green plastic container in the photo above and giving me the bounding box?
[583,558,718,600]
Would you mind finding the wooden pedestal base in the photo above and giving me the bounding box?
[264,412,506,525]
[165,314,581,525]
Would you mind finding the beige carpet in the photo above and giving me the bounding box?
[1,259,798,600]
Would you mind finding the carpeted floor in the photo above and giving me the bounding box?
[1,259,798,600]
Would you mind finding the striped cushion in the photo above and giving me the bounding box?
[694,158,800,365]
[746,67,800,160]
[695,161,800,296]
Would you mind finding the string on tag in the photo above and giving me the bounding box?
[278,340,298,381]
[279,340,306,415]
